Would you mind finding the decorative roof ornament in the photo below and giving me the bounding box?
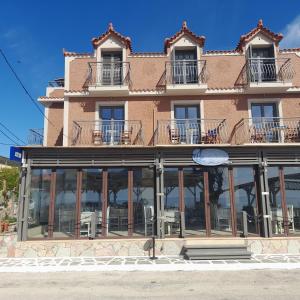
[108,22,114,31]
[182,21,187,30]
[236,19,283,51]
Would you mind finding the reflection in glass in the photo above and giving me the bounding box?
[28,169,51,238]
[53,169,77,238]
[107,168,128,236]
[233,167,259,236]
[183,167,205,236]
[133,168,154,236]
[283,167,300,234]
[208,167,232,235]
[164,168,180,236]
[268,167,283,235]
[80,169,102,237]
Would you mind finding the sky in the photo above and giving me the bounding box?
[1,0,300,157]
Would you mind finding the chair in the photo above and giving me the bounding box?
[250,126,265,143]
[164,210,180,235]
[202,128,220,144]
[216,208,231,231]
[287,205,295,233]
[143,205,154,236]
[121,127,133,145]
[169,127,180,144]
[92,130,103,145]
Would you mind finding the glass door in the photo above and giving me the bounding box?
[183,168,206,236]
[99,106,124,145]
[174,50,197,84]
[174,105,200,144]
[251,103,279,142]
[102,52,122,85]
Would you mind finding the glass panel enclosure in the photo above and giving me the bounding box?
[80,169,103,238]
[267,167,284,235]
[27,169,51,238]
[233,167,259,236]
[132,168,155,237]
[164,168,180,236]
[107,168,128,237]
[283,167,300,235]
[208,167,232,235]
[183,167,206,236]
[53,169,77,238]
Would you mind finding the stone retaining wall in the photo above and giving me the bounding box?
[1,233,300,258]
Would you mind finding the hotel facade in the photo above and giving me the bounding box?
[18,20,300,247]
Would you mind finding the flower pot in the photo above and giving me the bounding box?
[3,222,9,232]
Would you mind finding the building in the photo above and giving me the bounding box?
[17,20,300,247]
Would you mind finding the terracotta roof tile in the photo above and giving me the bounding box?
[63,50,93,57]
[236,19,283,51]
[91,23,132,51]
[164,21,205,53]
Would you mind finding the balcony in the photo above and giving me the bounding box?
[72,120,143,146]
[155,119,228,145]
[28,128,44,146]
[165,60,208,95]
[244,58,294,92]
[233,117,300,144]
[85,62,131,96]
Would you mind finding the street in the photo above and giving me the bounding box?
[0,270,299,299]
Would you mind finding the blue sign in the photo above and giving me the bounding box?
[192,149,229,166]
[10,146,22,163]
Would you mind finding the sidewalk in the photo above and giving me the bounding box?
[1,254,300,272]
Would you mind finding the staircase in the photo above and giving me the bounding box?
[182,242,252,260]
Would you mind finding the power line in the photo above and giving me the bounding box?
[0,128,18,145]
[0,48,71,143]
[0,142,14,146]
[0,121,26,145]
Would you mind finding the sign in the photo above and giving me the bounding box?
[10,146,22,163]
[192,148,229,166]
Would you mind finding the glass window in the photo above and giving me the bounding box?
[27,169,51,239]
[53,169,77,238]
[164,168,180,236]
[107,168,128,237]
[133,168,155,237]
[233,167,259,236]
[80,169,102,238]
[208,167,232,235]
[267,167,284,235]
[283,167,300,235]
[183,167,206,236]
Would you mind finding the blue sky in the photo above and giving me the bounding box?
[1,0,300,157]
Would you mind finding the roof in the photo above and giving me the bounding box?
[236,19,283,51]
[164,21,205,53]
[91,23,132,51]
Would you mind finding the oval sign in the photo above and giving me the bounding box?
[192,149,229,166]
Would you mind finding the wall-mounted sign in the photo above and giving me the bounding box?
[192,148,229,166]
[10,146,22,163]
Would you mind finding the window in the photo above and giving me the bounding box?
[101,52,122,85]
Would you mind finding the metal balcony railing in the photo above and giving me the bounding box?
[165,60,208,85]
[246,58,294,83]
[155,119,228,145]
[48,78,64,87]
[233,117,300,144]
[85,62,131,87]
[28,128,44,145]
[72,120,143,146]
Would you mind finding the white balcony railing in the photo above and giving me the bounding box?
[155,119,228,145]
[165,60,207,85]
[85,62,131,87]
[233,117,300,144]
[72,120,143,146]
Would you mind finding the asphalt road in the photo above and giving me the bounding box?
[0,270,299,299]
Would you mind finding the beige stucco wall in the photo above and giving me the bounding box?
[47,103,64,146]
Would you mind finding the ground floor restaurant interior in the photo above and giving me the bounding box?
[26,165,300,240]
